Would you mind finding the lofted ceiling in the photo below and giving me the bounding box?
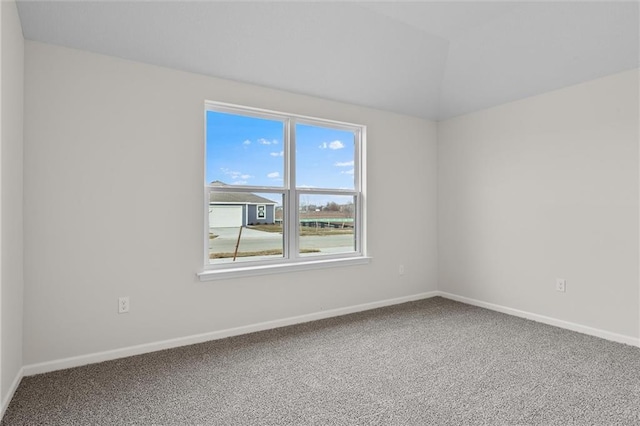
[15,1,640,120]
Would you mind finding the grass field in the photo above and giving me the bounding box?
[210,248,320,259]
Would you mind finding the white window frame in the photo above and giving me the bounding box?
[198,101,369,281]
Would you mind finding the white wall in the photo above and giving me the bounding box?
[1,0,25,411]
[22,41,438,366]
[438,69,639,341]
[17,35,637,376]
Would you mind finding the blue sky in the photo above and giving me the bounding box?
[206,111,355,195]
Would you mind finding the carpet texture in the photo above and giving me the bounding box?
[3,297,639,425]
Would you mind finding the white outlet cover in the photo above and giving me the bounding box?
[118,296,130,313]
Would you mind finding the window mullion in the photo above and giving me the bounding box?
[287,119,298,259]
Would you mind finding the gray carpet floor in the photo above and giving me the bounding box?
[2,297,640,425]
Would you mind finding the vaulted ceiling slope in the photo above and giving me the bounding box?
[16,1,640,120]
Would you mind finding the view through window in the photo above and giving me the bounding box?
[205,102,364,268]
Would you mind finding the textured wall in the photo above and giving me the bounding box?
[23,42,438,365]
[438,69,639,340]
[1,0,25,411]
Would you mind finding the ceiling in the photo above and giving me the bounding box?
[15,1,640,120]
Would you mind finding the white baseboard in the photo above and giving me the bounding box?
[1,366,24,421]
[22,290,637,379]
[23,291,439,376]
[438,291,640,348]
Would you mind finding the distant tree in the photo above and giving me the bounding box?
[342,203,355,216]
[300,196,310,212]
[325,201,340,211]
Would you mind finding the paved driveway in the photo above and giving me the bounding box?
[211,227,281,240]
[209,227,353,254]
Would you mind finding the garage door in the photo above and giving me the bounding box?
[209,205,243,228]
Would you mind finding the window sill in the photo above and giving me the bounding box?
[197,256,372,281]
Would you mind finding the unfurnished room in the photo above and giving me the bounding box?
[0,1,639,425]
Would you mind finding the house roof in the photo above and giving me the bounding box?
[209,181,276,205]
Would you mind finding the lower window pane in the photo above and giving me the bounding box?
[298,194,356,256]
[209,193,284,264]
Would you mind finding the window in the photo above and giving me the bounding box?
[201,101,367,278]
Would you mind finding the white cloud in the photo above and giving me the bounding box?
[319,140,345,150]
[258,138,278,145]
[267,172,280,179]
[298,184,316,188]
[270,151,284,157]
[232,180,248,185]
[341,169,355,175]
[220,168,253,182]
[334,160,354,167]
[243,139,251,145]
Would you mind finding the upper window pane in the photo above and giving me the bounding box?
[206,111,285,187]
[296,123,355,190]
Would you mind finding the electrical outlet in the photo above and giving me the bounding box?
[118,296,130,314]
[399,265,405,275]
[556,279,566,293]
